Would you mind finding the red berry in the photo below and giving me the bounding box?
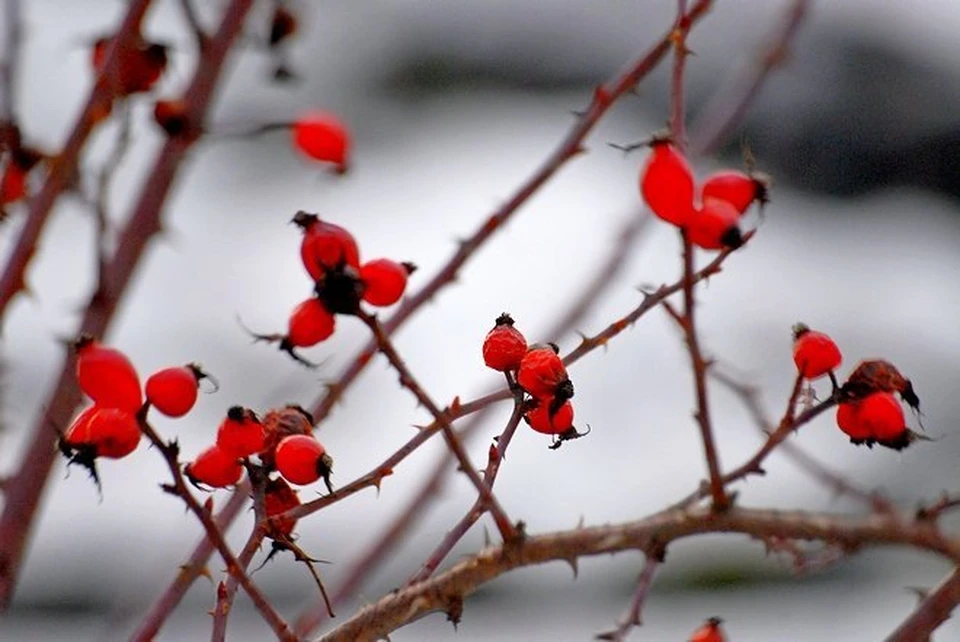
[360,259,413,307]
[185,445,243,488]
[843,359,920,412]
[292,111,350,172]
[275,434,333,490]
[482,313,527,372]
[836,402,871,444]
[700,170,767,214]
[216,406,266,458]
[293,211,361,278]
[689,617,726,642]
[640,141,696,228]
[516,344,572,400]
[524,400,574,435]
[74,336,143,413]
[264,477,300,539]
[286,298,336,348]
[91,36,168,96]
[858,392,906,444]
[64,406,141,459]
[792,324,842,380]
[260,405,314,470]
[687,198,743,250]
[0,164,26,205]
[145,364,206,418]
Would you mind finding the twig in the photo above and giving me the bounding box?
[596,553,662,641]
[669,0,691,149]
[917,494,960,523]
[0,0,23,124]
[688,0,811,156]
[0,0,153,325]
[315,505,960,642]
[0,0,253,609]
[136,419,297,641]
[357,310,518,541]
[885,567,960,642]
[177,0,209,50]
[406,390,525,585]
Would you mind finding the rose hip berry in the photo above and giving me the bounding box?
[524,399,574,435]
[858,391,910,450]
[700,170,769,214]
[292,111,350,173]
[517,343,573,401]
[360,259,415,307]
[687,198,743,250]
[145,364,211,418]
[264,477,300,539]
[689,617,726,642]
[293,211,361,278]
[836,402,872,445]
[286,298,336,348]
[216,406,266,458]
[74,336,143,413]
[185,444,243,489]
[274,434,334,492]
[640,140,695,228]
[842,359,920,412]
[64,406,141,459]
[792,323,842,384]
[260,405,314,470]
[482,313,527,372]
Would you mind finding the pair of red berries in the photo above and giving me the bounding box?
[640,139,767,250]
[791,325,922,450]
[254,211,415,366]
[185,405,334,494]
[482,314,587,448]
[60,337,211,485]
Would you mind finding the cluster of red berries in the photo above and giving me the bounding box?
[482,314,588,449]
[639,138,767,250]
[184,405,333,498]
[790,324,922,450]
[251,210,415,367]
[59,336,211,484]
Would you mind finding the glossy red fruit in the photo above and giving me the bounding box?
[286,298,336,347]
[64,406,141,459]
[858,392,906,443]
[836,402,871,444]
[516,344,573,400]
[640,140,696,228]
[792,324,842,380]
[292,211,361,278]
[524,400,574,435]
[482,313,527,372]
[185,444,243,488]
[687,197,743,250]
[216,406,266,458]
[701,170,768,214]
[292,112,350,172]
[264,477,300,539]
[689,617,726,642]
[360,259,414,307]
[146,364,205,418]
[74,336,143,413]
[0,164,26,204]
[275,434,333,491]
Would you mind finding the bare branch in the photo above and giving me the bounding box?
[596,553,662,641]
[885,567,960,642]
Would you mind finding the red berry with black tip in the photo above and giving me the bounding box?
[701,170,768,214]
[524,400,574,435]
[687,198,743,250]
[482,313,527,372]
[360,259,415,307]
[275,434,334,492]
[146,364,209,418]
[792,324,842,380]
[517,343,572,400]
[216,406,266,458]
[293,211,361,278]
[64,406,141,459]
[185,445,243,488]
[640,140,696,228]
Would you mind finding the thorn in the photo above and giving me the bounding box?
[565,556,579,579]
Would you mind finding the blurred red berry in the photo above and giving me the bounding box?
[185,444,243,489]
[517,344,573,401]
[292,211,361,278]
[0,164,26,205]
[360,259,414,307]
[286,298,336,348]
[687,198,743,250]
[689,617,726,642]
[858,392,907,446]
[145,364,207,418]
[524,400,574,435]
[482,313,527,372]
[292,111,350,172]
[275,434,333,492]
[792,324,842,380]
[700,170,768,214]
[216,406,266,458]
[264,477,300,539]
[640,140,695,228]
[836,402,871,444]
[74,336,143,413]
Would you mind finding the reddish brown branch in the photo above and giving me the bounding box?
[0,0,253,609]
[316,506,960,642]
[885,567,960,642]
[596,553,662,641]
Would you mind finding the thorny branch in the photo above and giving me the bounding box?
[596,553,663,642]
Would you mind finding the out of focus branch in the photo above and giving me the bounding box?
[885,567,960,642]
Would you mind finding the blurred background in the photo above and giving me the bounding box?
[2,0,960,640]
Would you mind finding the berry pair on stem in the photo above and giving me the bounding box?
[482,314,588,448]
[248,211,415,367]
[640,138,767,250]
[790,325,924,450]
